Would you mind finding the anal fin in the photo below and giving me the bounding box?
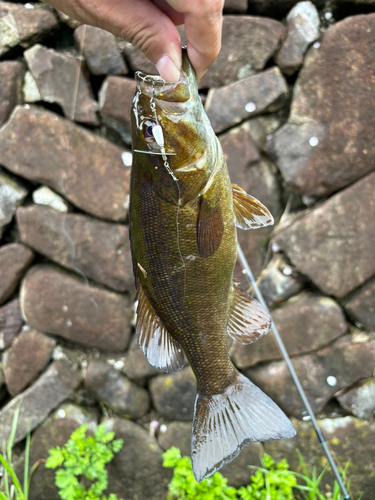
[232,183,274,229]
[136,285,185,373]
[228,285,271,344]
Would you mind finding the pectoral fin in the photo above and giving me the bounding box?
[232,183,274,230]
[136,285,185,373]
[227,285,271,344]
[196,196,224,258]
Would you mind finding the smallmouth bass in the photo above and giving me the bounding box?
[129,49,296,482]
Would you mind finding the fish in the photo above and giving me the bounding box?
[129,48,296,482]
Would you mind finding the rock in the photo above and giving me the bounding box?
[24,403,98,500]
[150,367,196,420]
[231,292,347,369]
[230,158,282,283]
[56,9,82,29]
[332,0,375,6]
[0,106,130,221]
[0,360,81,447]
[246,335,375,417]
[220,121,261,167]
[0,168,28,238]
[122,335,159,380]
[24,44,98,125]
[85,360,150,418]
[120,41,157,74]
[99,76,137,144]
[337,378,375,420]
[0,299,22,351]
[0,358,5,401]
[263,121,327,191]
[0,61,23,127]
[224,0,248,12]
[3,328,55,396]
[264,416,375,500]
[344,276,375,331]
[257,255,305,306]
[199,16,284,88]
[52,344,89,373]
[158,421,192,456]
[0,2,57,56]
[275,1,320,75]
[17,205,134,292]
[21,265,132,350]
[221,443,263,487]
[273,14,375,197]
[32,186,68,212]
[250,0,320,16]
[75,25,127,76]
[105,418,171,500]
[220,123,282,284]
[23,70,41,103]
[0,243,34,306]
[273,172,375,298]
[205,67,288,134]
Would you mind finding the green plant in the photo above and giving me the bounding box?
[292,450,362,500]
[0,404,40,500]
[237,454,296,500]
[163,447,238,500]
[46,423,123,500]
[163,448,361,500]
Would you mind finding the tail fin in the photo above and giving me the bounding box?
[191,373,296,482]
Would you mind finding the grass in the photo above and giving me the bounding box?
[163,447,362,500]
[0,403,41,500]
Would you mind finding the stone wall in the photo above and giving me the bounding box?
[0,0,374,498]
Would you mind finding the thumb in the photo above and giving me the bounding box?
[95,0,183,81]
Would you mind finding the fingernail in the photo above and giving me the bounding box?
[156,55,180,82]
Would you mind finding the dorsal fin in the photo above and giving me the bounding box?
[232,183,274,230]
[227,286,271,344]
[196,196,224,258]
[136,285,185,373]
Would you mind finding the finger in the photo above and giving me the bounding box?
[153,0,185,25]
[167,0,224,80]
[44,0,183,81]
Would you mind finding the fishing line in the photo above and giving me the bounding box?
[148,81,187,302]
[63,25,99,317]
[61,23,90,287]
[237,242,350,500]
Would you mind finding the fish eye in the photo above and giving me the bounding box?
[143,120,156,142]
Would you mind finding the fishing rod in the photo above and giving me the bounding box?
[237,243,350,500]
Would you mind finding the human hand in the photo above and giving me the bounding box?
[43,0,225,81]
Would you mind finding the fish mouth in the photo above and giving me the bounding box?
[135,72,180,88]
[135,67,191,103]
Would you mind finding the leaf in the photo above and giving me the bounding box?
[163,447,181,468]
[46,448,65,469]
[94,423,107,442]
[55,468,79,489]
[69,424,88,445]
[112,439,123,453]
[0,453,23,495]
[24,433,31,498]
